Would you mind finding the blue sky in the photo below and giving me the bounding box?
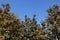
[0,0,60,24]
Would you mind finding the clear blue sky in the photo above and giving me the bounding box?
[0,0,60,24]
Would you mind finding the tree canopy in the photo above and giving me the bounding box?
[0,4,60,40]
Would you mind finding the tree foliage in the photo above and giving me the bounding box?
[0,4,60,40]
